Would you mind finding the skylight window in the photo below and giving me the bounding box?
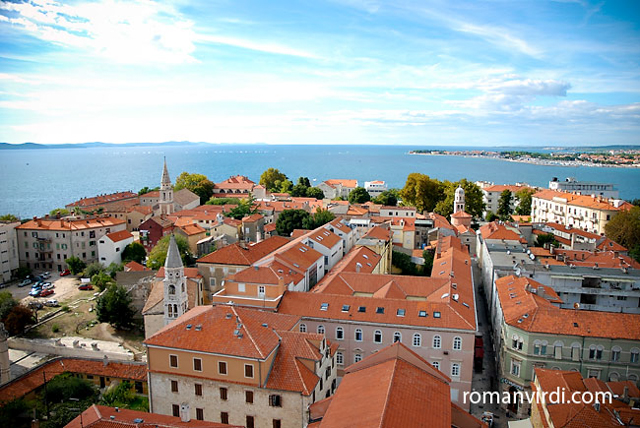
[396,309,405,317]
[433,311,441,318]
[418,310,427,317]
[358,306,366,313]
[342,305,350,312]
[363,254,369,259]
[376,307,385,314]
[320,303,329,311]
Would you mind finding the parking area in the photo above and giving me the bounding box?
[3,271,84,305]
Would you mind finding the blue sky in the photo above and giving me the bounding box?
[0,0,639,146]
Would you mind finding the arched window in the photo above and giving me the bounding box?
[373,330,382,344]
[412,333,422,347]
[433,335,441,349]
[335,327,344,340]
[609,372,620,382]
[299,323,307,332]
[355,328,363,342]
[629,374,638,382]
[182,283,185,292]
[512,334,519,349]
[612,346,622,362]
[554,341,564,360]
[168,284,175,295]
[168,304,173,316]
[393,332,402,343]
[571,343,581,361]
[453,336,462,350]
[354,354,362,363]
[631,348,639,364]
[317,325,325,334]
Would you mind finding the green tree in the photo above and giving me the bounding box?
[105,262,124,278]
[605,206,640,254]
[372,190,399,206]
[391,251,418,275]
[82,262,104,278]
[0,214,19,222]
[45,372,97,403]
[0,399,29,428]
[96,285,136,330]
[138,186,159,195]
[422,249,435,276]
[121,242,146,264]
[399,173,443,213]
[515,188,536,215]
[228,195,258,220]
[485,211,498,222]
[278,179,293,193]
[306,187,325,200]
[535,233,560,248]
[290,177,313,197]
[0,291,17,322]
[65,257,86,275]
[99,380,148,411]
[302,208,336,229]
[148,234,193,270]
[174,172,215,204]
[49,208,70,217]
[3,305,35,335]
[348,187,371,204]
[434,179,484,219]
[497,190,514,220]
[259,168,288,192]
[92,272,114,291]
[276,209,311,236]
[15,266,31,280]
[207,197,242,205]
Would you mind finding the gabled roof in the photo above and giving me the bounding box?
[326,219,352,235]
[178,223,206,236]
[67,404,238,428]
[275,242,323,271]
[451,210,472,219]
[17,216,126,231]
[124,261,149,272]
[323,179,358,189]
[478,221,523,241]
[314,342,455,428]
[483,184,531,193]
[144,305,299,360]
[314,247,382,292]
[361,226,391,241]
[197,236,290,265]
[226,262,304,286]
[66,191,139,208]
[105,230,133,243]
[174,187,200,206]
[307,229,342,249]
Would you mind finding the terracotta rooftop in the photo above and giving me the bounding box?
[66,404,238,428]
[197,236,290,265]
[483,184,531,193]
[17,216,126,231]
[497,275,640,340]
[306,228,342,249]
[361,226,391,241]
[214,175,256,189]
[311,342,484,427]
[226,262,304,286]
[124,261,149,272]
[105,229,134,243]
[274,242,323,272]
[144,305,299,360]
[451,210,472,219]
[313,246,381,292]
[478,221,524,242]
[66,191,138,208]
[326,219,352,235]
[0,358,146,403]
[428,212,455,230]
[178,223,206,236]
[242,213,263,223]
[323,179,358,189]
[551,249,640,269]
[534,189,632,211]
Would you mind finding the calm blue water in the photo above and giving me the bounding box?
[1,144,639,218]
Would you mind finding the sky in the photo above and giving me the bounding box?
[0,0,639,146]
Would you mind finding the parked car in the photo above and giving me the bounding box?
[18,279,32,287]
[42,271,51,279]
[60,269,71,276]
[28,301,44,310]
[29,288,42,297]
[39,289,54,297]
[45,299,59,307]
[33,281,44,288]
[78,284,94,291]
[42,282,54,290]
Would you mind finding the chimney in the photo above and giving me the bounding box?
[44,214,49,220]
[623,385,629,400]
[180,403,190,422]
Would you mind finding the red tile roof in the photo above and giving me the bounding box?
[274,242,323,271]
[66,404,238,428]
[0,358,146,403]
[226,262,304,286]
[242,213,263,223]
[323,179,358,189]
[17,216,126,231]
[144,305,299,359]
[106,230,134,243]
[313,246,381,292]
[361,226,391,241]
[307,229,342,249]
[197,236,290,265]
[497,275,640,339]
[484,184,532,193]
[178,223,206,236]
[66,191,139,208]
[478,221,523,241]
[451,210,472,218]
[124,261,149,272]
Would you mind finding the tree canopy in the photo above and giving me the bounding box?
[49,208,70,217]
[290,177,318,198]
[65,256,86,275]
[605,206,640,262]
[259,168,289,192]
[0,214,19,222]
[122,242,146,264]
[515,188,536,215]
[497,190,514,220]
[174,172,215,204]
[433,179,484,219]
[399,173,443,213]
[207,197,242,205]
[348,187,371,204]
[228,195,258,220]
[148,234,193,269]
[3,305,34,336]
[96,284,136,330]
[302,208,336,230]
[276,209,311,236]
[138,186,159,195]
[372,189,399,206]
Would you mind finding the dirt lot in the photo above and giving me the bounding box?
[5,271,84,304]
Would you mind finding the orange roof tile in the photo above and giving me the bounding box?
[274,242,323,272]
[323,179,358,189]
[478,221,523,241]
[227,263,303,286]
[361,226,391,241]
[314,247,381,292]
[66,191,139,208]
[451,210,472,218]
[17,216,126,231]
[197,236,290,265]
[242,213,263,223]
[124,261,149,272]
[105,229,133,243]
[145,305,299,359]
[0,358,146,403]
[178,223,206,236]
[307,229,342,249]
[484,184,532,193]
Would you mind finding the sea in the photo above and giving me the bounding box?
[1,144,639,219]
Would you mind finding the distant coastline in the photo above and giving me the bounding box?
[409,149,640,169]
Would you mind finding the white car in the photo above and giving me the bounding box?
[18,279,31,287]
[44,299,59,307]
[42,271,51,279]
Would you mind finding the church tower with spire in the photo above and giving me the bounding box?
[163,235,188,325]
[159,157,174,216]
[454,186,465,214]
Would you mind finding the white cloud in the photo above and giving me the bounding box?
[195,34,319,59]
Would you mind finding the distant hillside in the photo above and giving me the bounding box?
[0,141,213,150]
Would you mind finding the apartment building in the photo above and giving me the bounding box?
[65,191,139,211]
[316,179,358,200]
[97,229,134,266]
[364,180,387,197]
[212,175,256,198]
[531,189,632,234]
[16,216,126,272]
[0,220,19,283]
[481,184,533,217]
[490,275,640,418]
[549,176,619,199]
[144,305,337,428]
[323,219,357,253]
